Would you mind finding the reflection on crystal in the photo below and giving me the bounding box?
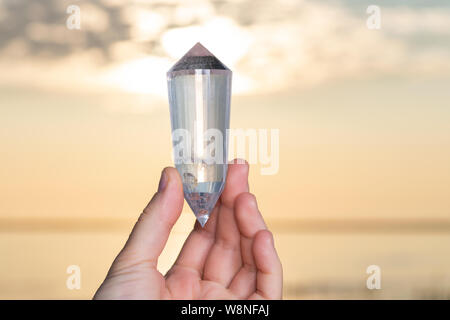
[167,43,232,227]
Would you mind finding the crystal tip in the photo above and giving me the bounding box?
[185,42,214,57]
[168,42,230,72]
[196,214,210,228]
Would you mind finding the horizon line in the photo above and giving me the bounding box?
[1,217,450,234]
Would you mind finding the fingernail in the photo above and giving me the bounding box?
[158,169,168,192]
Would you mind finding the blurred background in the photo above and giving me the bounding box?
[1,0,450,299]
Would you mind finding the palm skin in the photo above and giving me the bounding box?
[94,161,282,300]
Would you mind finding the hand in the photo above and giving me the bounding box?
[94,160,283,299]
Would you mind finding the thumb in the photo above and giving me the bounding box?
[118,167,184,265]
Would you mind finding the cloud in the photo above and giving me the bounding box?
[230,2,450,93]
[381,7,450,35]
[0,0,449,103]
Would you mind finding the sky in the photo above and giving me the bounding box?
[1,0,449,221]
[1,0,450,97]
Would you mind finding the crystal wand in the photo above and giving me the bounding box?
[167,43,232,227]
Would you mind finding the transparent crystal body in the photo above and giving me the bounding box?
[167,43,232,227]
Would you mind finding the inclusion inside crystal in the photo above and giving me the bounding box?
[167,43,231,227]
[184,182,223,227]
[175,163,228,227]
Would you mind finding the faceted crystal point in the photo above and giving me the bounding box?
[183,179,223,227]
[168,42,230,72]
[167,43,232,227]
[196,215,209,228]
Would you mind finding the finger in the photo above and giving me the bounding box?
[215,159,249,249]
[202,160,249,286]
[116,167,184,267]
[251,230,283,300]
[167,201,219,278]
[229,193,267,298]
[220,159,249,208]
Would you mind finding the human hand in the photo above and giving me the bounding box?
[94,160,282,299]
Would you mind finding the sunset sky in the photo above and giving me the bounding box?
[1,0,449,220]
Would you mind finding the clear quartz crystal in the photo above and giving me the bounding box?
[167,43,232,227]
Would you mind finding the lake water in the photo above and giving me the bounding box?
[1,225,449,299]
